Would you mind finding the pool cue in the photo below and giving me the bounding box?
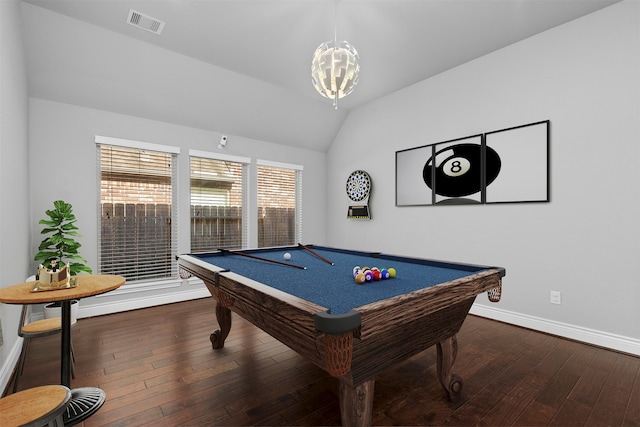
[219,249,307,270]
[298,243,334,265]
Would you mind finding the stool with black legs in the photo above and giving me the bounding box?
[13,304,76,393]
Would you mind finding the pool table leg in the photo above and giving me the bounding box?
[436,335,463,402]
[339,378,375,427]
[210,304,232,349]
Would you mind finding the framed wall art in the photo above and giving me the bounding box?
[395,120,550,206]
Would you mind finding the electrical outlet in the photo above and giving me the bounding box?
[550,291,562,305]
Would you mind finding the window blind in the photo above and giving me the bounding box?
[257,163,302,247]
[97,142,178,282]
[190,156,246,251]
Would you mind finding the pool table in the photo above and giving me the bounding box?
[177,244,505,426]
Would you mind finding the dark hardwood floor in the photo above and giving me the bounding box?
[7,297,640,426]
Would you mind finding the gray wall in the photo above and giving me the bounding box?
[327,1,639,353]
[0,0,32,386]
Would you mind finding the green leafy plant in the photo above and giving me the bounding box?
[35,200,92,276]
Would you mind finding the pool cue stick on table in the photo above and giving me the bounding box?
[298,243,335,265]
[219,249,307,270]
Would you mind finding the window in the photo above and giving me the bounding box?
[96,136,179,282]
[257,160,302,247]
[190,153,248,251]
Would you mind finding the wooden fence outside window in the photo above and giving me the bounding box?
[101,203,296,280]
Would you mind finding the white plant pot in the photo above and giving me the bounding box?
[44,299,79,320]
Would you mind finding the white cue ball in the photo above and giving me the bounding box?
[283,252,291,260]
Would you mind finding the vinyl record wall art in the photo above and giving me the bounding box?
[396,120,549,206]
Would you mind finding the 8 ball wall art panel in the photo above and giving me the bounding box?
[396,143,436,206]
[484,120,549,204]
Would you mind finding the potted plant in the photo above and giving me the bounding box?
[35,200,92,318]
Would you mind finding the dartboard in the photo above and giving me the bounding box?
[346,170,371,202]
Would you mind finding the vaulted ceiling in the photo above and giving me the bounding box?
[21,0,620,151]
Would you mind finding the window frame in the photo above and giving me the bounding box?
[95,135,180,287]
[189,150,250,252]
[256,159,303,247]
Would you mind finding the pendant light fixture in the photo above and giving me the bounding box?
[311,1,360,109]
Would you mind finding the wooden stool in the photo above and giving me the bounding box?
[13,306,76,393]
[0,385,71,427]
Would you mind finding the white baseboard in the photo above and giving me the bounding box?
[78,287,211,318]
[0,337,23,395]
[470,303,640,356]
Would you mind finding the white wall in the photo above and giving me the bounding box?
[28,98,327,315]
[327,1,640,354]
[0,0,32,390]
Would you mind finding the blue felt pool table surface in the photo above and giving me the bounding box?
[190,245,494,315]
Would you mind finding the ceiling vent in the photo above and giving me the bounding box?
[127,9,165,35]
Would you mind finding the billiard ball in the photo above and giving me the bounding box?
[355,273,366,284]
[353,266,361,277]
[388,267,396,278]
[380,269,390,279]
[283,252,291,260]
[364,271,374,282]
